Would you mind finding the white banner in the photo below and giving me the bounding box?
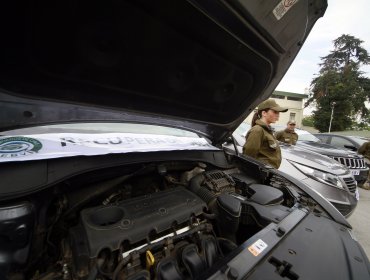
[0,133,219,162]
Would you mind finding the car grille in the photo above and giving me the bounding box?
[331,156,367,169]
[341,176,357,193]
[331,202,353,217]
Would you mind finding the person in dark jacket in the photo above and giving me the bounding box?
[358,141,370,189]
[275,120,298,145]
[243,99,288,169]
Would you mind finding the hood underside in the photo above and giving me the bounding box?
[0,0,327,143]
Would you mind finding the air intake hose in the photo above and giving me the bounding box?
[188,173,216,205]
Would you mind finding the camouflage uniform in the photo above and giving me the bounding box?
[275,129,298,145]
[358,141,370,189]
[243,119,282,169]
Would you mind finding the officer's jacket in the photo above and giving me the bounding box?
[358,142,370,160]
[243,119,282,169]
[275,129,298,145]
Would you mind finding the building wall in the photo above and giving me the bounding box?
[244,92,305,127]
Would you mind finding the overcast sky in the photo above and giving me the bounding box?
[276,0,370,110]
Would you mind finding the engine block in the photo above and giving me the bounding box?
[69,187,206,260]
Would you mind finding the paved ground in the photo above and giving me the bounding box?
[348,187,370,258]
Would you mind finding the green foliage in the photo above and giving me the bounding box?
[354,114,370,130]
[302,116,314,127]
[306,34,370,132]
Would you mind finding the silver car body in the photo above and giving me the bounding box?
[232,124,358,217]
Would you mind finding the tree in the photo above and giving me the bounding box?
[305,34,370,132]
[302,115,314,127]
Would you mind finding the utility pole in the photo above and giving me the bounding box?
[328,101,336,133]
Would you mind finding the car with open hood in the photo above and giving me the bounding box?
[1,1,370,280]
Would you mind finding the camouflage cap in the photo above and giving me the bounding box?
[258,99,288,112]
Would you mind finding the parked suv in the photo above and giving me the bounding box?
[292,129,368,184]
[315,133,370,176]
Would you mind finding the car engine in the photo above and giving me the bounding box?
[0,162,296,280]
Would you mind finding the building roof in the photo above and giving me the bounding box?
[272,90,308,99]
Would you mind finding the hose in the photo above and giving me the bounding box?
[188,173,216,204]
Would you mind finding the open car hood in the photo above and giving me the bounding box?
[0,0,327,144]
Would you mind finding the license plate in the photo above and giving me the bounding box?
[351,170,360,176]
[355,189,360,201]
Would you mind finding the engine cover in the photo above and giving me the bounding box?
[69,187,206,259]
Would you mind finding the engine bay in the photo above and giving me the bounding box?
[0,160,302,280]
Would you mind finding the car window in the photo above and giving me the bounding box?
[330,136,354,149]
[235,123,251,136]
[315,134,330,143]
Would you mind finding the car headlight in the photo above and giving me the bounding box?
[290,161,344,189]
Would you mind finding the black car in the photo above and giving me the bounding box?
[294,130,369,184]
[1,1,370,280]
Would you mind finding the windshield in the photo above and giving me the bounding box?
[235,123,251,136]
[1,123,200,138]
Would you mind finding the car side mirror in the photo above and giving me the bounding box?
[344,145,357,151]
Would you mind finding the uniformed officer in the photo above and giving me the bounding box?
[243,99,288,169]
[358,141,370,189]
[275,120,298,145]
